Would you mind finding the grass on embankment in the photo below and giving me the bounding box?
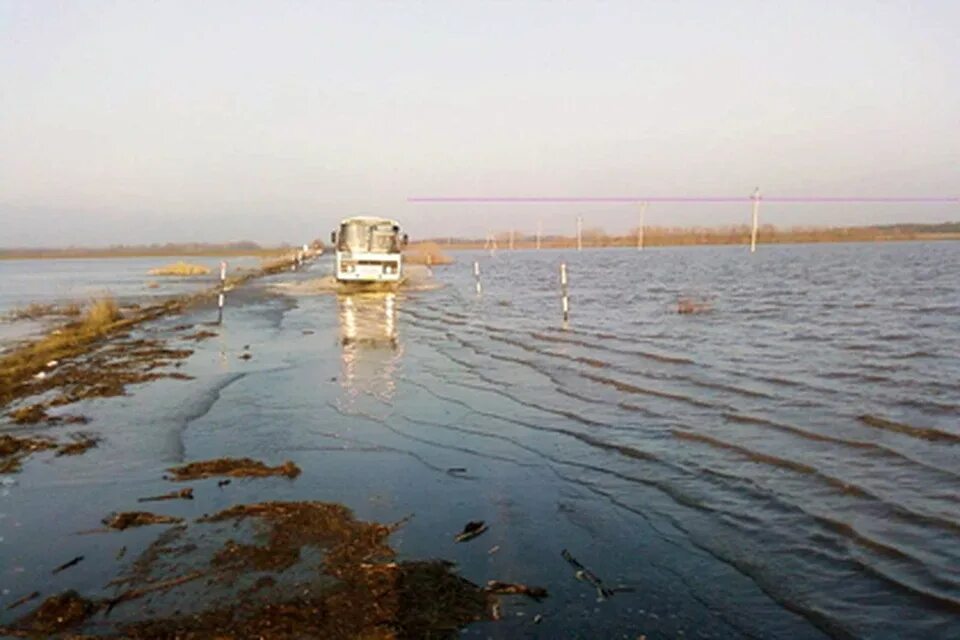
[148,262,212,276]
[3,302,82,322]
[1,251,310,409]
[0,299,127,405]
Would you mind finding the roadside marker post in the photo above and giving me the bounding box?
[560,262,570,323]
[474,261,482,295]
[217,261,227,325]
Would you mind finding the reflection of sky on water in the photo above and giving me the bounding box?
[337,293,402,403]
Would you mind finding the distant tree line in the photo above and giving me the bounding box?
[427,221,960,250]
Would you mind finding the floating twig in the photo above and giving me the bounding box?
[137,488,194,502]
[485,580,548,601]
[561,549,625,599]
[105,570,206,615]
[5,591,39,611]
[102,512,184,531]
[454,520,488,543]
[52,556,84,575]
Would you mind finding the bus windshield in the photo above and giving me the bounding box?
[338,222,400,254]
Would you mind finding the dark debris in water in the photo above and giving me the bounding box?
[137,487,194,502]
[103,511,185,531]
[4,590,97,636]
[167,457,301,481]
[0,434,58,473]
[1,499,520,639]
[181,329,219,342]
[51,555,85,575]
[55,433,100,457]
[454,520,488,543]
[485,580,549,601]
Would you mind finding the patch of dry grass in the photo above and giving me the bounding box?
[4,302,82,322]
[148,262,211,277]
[404,242,454,265]
[0,297,126,406]
[83,298,121,329]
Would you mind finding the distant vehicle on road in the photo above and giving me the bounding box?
[331,216,408,284]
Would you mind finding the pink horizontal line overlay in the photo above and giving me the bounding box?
[408,196,959,204]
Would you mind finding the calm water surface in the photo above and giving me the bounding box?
[1,242,958,638]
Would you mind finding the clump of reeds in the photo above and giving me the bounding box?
[404,242,454,266]
[148,262,211,277]
[81,298,121,331]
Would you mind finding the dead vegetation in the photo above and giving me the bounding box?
[182,329,219,342]
[147,261,211,276]
[55,434,100,457]
[3,335,195,431]
[0,434,57,473]
[1,491,547,638]
[138,488,194,502]
[404,241,454,266]
[3,590,96,636]
[677,296,713,315]
[102,511,185,530]
[167,457,301,481]
[0,297,172,408]
[3,302,82,322]
[0,432,100,472]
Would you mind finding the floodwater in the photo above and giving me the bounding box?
[2,241,959,638]
[0,255,260,344]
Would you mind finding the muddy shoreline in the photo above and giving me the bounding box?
[0,456,547,638]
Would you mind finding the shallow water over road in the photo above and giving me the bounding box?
[2,241,959,638]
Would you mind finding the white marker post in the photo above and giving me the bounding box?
[509,229,515,251]
[217,260,227,325]
[750,187,761,253]
[576,216,583,252]
[474,261,482,295]
[536,219,542,250]
[560,262,570,323]
[637,201,647,250]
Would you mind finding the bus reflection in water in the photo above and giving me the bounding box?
[337,293,402,402]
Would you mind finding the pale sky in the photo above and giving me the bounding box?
[1,0,957,246]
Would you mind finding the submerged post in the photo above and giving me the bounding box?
[217,260,227,325]
[474,261,482,295]
[750,187,761,253]
[560,262,570,323]
[637,201,648,250]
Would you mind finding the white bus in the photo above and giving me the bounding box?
[331,216,408,283]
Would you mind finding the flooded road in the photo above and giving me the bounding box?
[2,241,959,638]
